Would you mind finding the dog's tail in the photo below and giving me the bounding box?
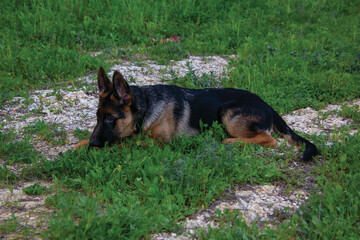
[272,110,318,161]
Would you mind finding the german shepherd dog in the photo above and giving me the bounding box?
[75,67,318,161]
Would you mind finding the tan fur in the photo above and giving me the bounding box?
[222,111,260,138]
[99,91,110,99]
[99,106,123,119]
[146,104,176,142]
[110,95,118,102]
[109,94,133,105]
[223,131,277,147]
[73,139,90,150]
[221,110,277,147]
[115,106,134,138]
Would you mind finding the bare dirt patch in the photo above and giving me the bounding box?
[0,181,53,239]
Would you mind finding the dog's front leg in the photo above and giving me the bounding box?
[73,139,90,150]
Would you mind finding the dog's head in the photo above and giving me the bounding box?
[89,67,135,148]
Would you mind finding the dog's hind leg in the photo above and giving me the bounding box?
[220,103,277,147]
[222,131,277,147]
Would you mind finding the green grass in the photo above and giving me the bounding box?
[74,128,91,141]
[0,214,34,238]
[35,124,282,239]
[8,127,357,239]
[224,47,360,112]
[1,0,359,110]
[340,104,360,123]
[23,120,67,145]
[23,182,51,195]
[198,133,360,239]
[167,62,221,88]
[0,164,18,185]
[1,0,360,239]
[0,215,21,235]
[0,131,39,164]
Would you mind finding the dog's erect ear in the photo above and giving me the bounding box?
[113,70,132,104]
[97,67,112,97]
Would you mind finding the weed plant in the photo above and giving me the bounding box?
[0,215,21,235]
[23,182,51,195]
[0,131,39,164]
[0,164,18,185]
[23,120,67,145]
[168,63,222,88]
[74,128,91,141]
[340,104,360,123]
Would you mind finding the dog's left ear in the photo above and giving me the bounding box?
[97,66,112,98]
[113,70,132,105]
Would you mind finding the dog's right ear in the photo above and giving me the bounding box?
[97,66,112,98]
[113,70,132,105]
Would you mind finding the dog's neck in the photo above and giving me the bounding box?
[130,85,172,134]
[128,86,146,134]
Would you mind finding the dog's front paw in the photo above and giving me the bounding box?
[73,139,90,150]
[222,138,238,144]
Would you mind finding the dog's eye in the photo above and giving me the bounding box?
[105,114,115,121]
